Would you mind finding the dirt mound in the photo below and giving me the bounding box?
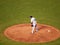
[4,24,60,43]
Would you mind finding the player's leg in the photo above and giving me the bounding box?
[35,24,38,32]
[32,24,35,34]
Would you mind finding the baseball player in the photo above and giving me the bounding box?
[30,16,38,34]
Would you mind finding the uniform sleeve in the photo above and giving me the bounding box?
[31,18,33,23]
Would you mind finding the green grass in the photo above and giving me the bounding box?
[0,0,60,45]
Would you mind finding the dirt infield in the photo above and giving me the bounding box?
[4,24,60,43]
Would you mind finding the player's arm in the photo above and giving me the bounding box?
[31,22,33,27]
[31,19,33,27]
[31,22,33,24]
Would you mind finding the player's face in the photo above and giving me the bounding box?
[30,16,32,18]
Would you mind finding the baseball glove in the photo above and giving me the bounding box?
[31,24,33,27]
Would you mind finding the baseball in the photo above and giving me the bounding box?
[48,30,51,32]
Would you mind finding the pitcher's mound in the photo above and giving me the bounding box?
[4,24,60,43]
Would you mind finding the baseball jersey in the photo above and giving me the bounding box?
[31,17,37,25]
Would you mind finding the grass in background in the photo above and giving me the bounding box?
[0,0,60,45]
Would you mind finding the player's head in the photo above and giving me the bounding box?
[30,16,33,18]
